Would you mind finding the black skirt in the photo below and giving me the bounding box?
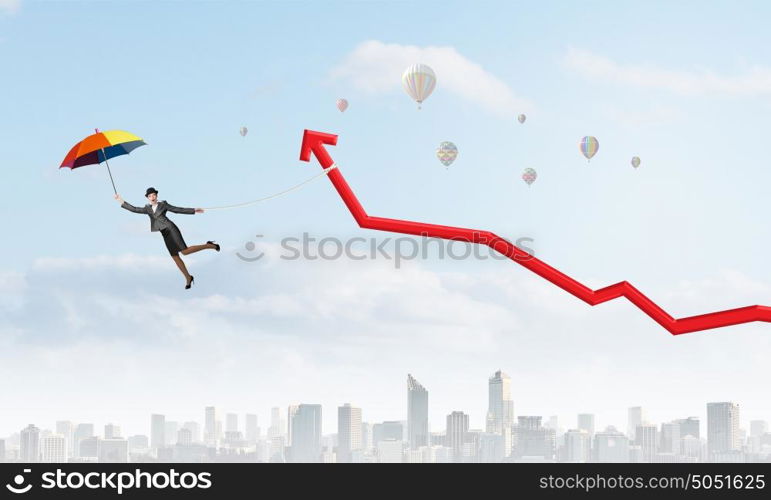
[160,224,188,256]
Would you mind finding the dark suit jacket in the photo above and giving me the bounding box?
[121,200,195,232]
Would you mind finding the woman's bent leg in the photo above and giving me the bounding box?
[180,243,216,255]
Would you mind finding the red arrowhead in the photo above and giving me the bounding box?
[300,129,338,168]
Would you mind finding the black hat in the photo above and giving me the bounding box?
[145,187,158,197]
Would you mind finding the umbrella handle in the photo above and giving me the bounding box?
[101,149,117,194]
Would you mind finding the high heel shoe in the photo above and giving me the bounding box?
[185,275,195,289]
[207,240,220,252]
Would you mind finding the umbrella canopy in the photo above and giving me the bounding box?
[60,129,146,169]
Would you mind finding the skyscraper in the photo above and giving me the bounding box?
[20,424,40,462]
[593,427,629,463]
[707,402,740,456]
[79,436,99,459]
[269,407,283,439]
[245,414,259,443]
[73,423,93,459]
[512,416,556,460]
[128,435,149,452]
[407,374,429,449]
[289,404,322,463]
[628,407,645,441]
[487,370,514,435]
[373,421,405,448]
[177,428,193,446]
[40,434,66,463]
[104,423,121,440]
[287,405,299,445]
[164,421,179,446]
[675,417,700,439]
[479,433,505,463]
[204,407,217,446]
[338,403,362,463]
[635,424,658,463]
[99,439,128,463]
[377,439,404,463]
[361,422,373,451]
[150,414,165,452]
[446,411,470,462]
[182,421,200,443]
[56,421,74,459]
[749,420,767,453]
[577,414,595,440]
[226,413,238,434]
[660,422,681,455]
[564,429,590,462]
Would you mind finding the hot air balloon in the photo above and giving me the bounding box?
[336,98,349,112]
[631,156,641,168]
[580,136,599,161]
[402,64,436,109]
[239,127,248,137]
[436,141,457,167]
[518,114,527,124]
[522,167,537,186]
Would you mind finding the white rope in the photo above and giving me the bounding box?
[202,164,338,210]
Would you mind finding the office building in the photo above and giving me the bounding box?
[151,414,165,451]
[245,414,259,443]
[289,404,322,463]
[99,439,128,463]
[577,414,595,440]
[40,434,66,463]
[594,427,629,462]
[204,406,217,446]
[338,403,362,463]
[20,424,40,462]
[707,402,740,456]
[446,411,470,462]
[628,407,645,441]
[407,374,429,449]
[104,423,121,440]
[487,370,514,435]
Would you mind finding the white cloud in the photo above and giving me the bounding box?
[0,0,20,14]
[329,40,532,117]
[564,47,771,96]
[607,104,685,126]
[33,254,169,271]
[2,250,771,436]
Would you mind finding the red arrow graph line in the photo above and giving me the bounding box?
[300,129,771,334]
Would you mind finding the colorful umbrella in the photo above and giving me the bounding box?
[60,129,146,193]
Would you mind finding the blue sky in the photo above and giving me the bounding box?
[2,0,771,436]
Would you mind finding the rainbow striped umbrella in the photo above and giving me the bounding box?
[60,129,146,193]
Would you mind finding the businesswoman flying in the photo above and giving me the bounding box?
[115,187,220,289]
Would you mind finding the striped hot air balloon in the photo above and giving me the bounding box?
[580,136,599,161]
[436,141,457,167]
[402,64,436,109]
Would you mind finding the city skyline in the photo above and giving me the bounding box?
[0,372,766,440]
[1,370,769,463]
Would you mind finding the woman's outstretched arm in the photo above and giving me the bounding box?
[166,203,204,214]
[114,194,146,214]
